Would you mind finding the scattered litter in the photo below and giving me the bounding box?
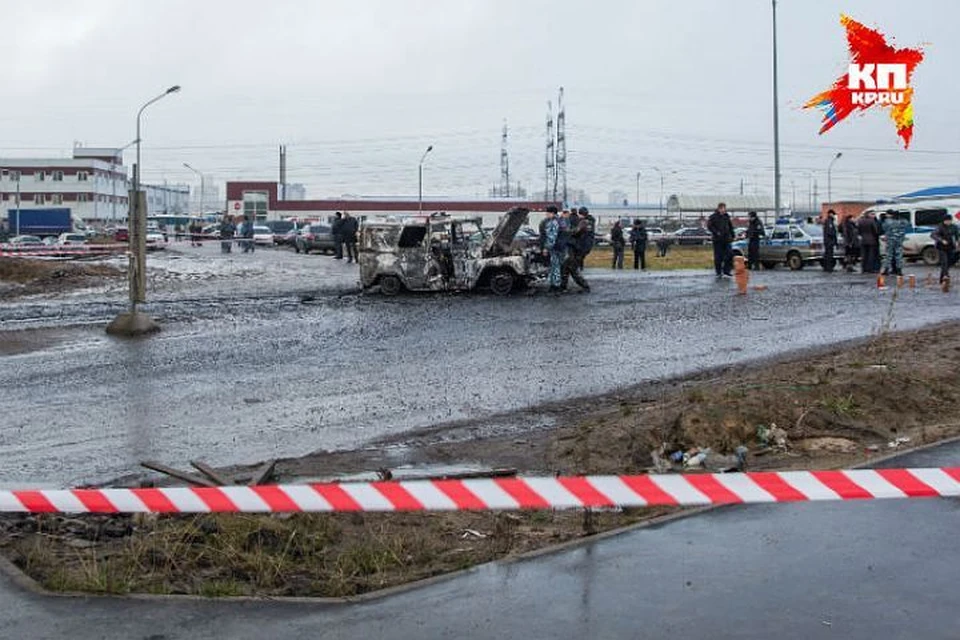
[866,444,881,452]
[769,424,789,450]
[822,620,832,627]
[751,285,768,292]
[684,448,710,469]
[735,445,749,471]
[887,436,912,449]
[461,529,487,540]
[650,445,671,473]
[669,450,685,463]
[868,364,888,370]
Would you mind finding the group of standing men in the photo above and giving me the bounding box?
[331,212,359,263]
[610,219,650,270]
[835,209,909,276]
[540,206,595,293]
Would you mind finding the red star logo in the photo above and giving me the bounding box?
[804,15,924,148]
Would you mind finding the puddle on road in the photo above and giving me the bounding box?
[0,327,106,356]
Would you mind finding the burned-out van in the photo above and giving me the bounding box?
[358,207,546,295]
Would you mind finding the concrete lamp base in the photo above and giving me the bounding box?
[105,311,161,337]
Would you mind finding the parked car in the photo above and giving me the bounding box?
[646,227,667,243]
[295,224,337,254]
[56,233,87,246]
[279,228,300,247]
[114,227,129,242]
[359,208,546,296]
[672,227,712,245]
[263,220,298,245]
[731,222,825,270]
[252,225,274,246]
[8,235,43,245]
[146,230,166,250]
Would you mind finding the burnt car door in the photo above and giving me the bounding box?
[449,219,486,289]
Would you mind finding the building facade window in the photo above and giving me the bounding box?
[77,171,88,182]
[8,170,20,181]
[243,191,269,220]
[53,171,64,181]
[34,194,43,204]
[52,194,63,205]
[79,194,88,203]
[35,171,45,182]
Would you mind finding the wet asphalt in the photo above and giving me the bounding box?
[0,438,956,639]
[2,243,960,486]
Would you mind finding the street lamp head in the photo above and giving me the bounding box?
[166,85,181,94]
[835,152,843,159]
[426,145,433,153]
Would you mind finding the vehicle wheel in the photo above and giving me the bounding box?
[787,252,804,271]
[380,275,403,296]
[761,261,776,270]
[921,246,939,266]
[489,270,515,296]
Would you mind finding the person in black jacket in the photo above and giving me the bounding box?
[610,220,625,269]
[746,211,765,270]
[842,215,860,272]
[629,219,648,270]
[857,212,880,274]
[341,212,359,263]
[707,202,734,277]
[331,211,344,260]
[822,209,838,273]
[931,214,960,283]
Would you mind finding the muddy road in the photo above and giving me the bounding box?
[2,244,958,486]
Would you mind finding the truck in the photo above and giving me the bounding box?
[6,208,73,238]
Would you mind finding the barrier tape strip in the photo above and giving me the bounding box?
[4,469,959,514]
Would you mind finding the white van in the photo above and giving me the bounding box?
[862,200,960,266]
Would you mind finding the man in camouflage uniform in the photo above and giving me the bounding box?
[881,210,908,276]
[542,206,563,292]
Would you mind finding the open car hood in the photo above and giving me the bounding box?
[483,207,529,257]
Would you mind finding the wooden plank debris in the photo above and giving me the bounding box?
[141,461,219,488]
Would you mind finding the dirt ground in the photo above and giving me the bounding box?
[584,245,712,270]
[0,257,122,299]
[2,322,960,598]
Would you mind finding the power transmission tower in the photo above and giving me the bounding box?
[500,119,510,197]
[556,87,567,207]
[546,101,555,201]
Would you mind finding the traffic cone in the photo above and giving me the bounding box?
[733,255,748,295]
[908,274,916,289]
[896,275,904,288]
[877,274,886,289]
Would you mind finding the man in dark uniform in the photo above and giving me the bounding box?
[746,211,765,270]
[822,209,838,273]
[629,219,648,270]
[332,211,344,260]
[707,202,734,277]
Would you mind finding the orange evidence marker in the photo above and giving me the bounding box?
[896,275,904,288]
[877,274,886,289]
[908,274,916,289]
[733,255,748,295]
[943,277,951,293]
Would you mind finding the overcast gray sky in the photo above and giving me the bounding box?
[0,0,956,204]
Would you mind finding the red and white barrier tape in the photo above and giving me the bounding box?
[4,468,960,514]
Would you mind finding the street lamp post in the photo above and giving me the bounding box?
[827,152,843,204]
[635,171,641,218]
[107,85,180,337]
[652,167,664,218]
[772,0,782,221]
[418,145,433,214]
[183,162,204,215]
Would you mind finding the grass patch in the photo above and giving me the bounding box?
[584,246,713,271]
